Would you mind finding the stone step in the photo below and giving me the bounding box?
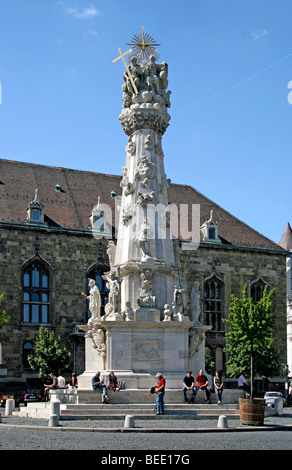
[63,403,239,410]
[73,388,243,406]
[13,402,240,420]
[60,402,239,420]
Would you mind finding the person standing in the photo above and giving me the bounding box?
[213,370,224,404]
[196,369,211,403]
[155,373,165,415]
[182,371,197,403]
[238,371,250,396]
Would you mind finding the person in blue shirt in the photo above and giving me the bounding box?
[92,372,109,403]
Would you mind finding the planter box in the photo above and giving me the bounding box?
[239,397,265,426]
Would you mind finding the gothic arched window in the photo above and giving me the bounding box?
[22,260,50,323]
[87,266,109,319]
[250,278,269,303]
[203,275,224,331]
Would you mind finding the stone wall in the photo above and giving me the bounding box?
[0,224,109,388]
[179,243,287,368]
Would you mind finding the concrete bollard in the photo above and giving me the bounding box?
[217,415,228,428]
[48,399,60,427]
[5,399,15,416]
[48,414,59,427]
[50,400,60,420]
[124,415,135,428]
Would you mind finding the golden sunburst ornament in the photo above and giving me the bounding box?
[127,26,160,63]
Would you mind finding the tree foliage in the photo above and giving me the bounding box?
[0,293,10,326]
[223,285,280,397]
[28,327,71,380]
[205,347,215,374]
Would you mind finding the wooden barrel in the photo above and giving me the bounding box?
[239,398,266,426]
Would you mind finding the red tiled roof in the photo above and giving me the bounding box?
[0,158,283,251]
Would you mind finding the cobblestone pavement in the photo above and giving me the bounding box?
[0,409,291,452]
[1,408,292,430]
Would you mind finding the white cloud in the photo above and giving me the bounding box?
[84,29,98,37]
[251,29,268,40]
[65,4,100,19]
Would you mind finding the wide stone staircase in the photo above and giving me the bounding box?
[15,401,240,421]
[14,388,242,421]
[60,402,240,420]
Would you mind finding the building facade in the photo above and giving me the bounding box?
[279,223,292,376]
[0,159,287,392]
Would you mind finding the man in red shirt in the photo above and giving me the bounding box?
[155,373,165,415]
[196,369,211,403]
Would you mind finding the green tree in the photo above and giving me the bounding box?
[205,347,215,374]
[223,284,280,400]
[0,293,10,326]
[28,326,71,380]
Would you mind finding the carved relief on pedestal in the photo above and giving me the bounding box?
[189,329,204,358]
[86,323,106,357]
[135,340,161,361]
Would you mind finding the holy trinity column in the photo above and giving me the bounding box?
[106,29,185,323]
[78,30,205,388]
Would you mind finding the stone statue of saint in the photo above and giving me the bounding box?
[145,55,161,93]
[106,240,116,268]
[123,56,144,96]
[172,275,187,316]
[191,282,201,325]
[105,272,120,313]
[135,220,152,259]
[82,279,101,321]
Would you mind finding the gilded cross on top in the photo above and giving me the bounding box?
[112,27,160,95]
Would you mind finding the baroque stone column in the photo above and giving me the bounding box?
[111,55,178,320]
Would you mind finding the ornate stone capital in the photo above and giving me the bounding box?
[119,108,170,136]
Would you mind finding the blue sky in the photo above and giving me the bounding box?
[0,1,291,245]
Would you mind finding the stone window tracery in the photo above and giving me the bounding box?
[203,275,224,331]
[22,260,50,324]
[250,278,269,302]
